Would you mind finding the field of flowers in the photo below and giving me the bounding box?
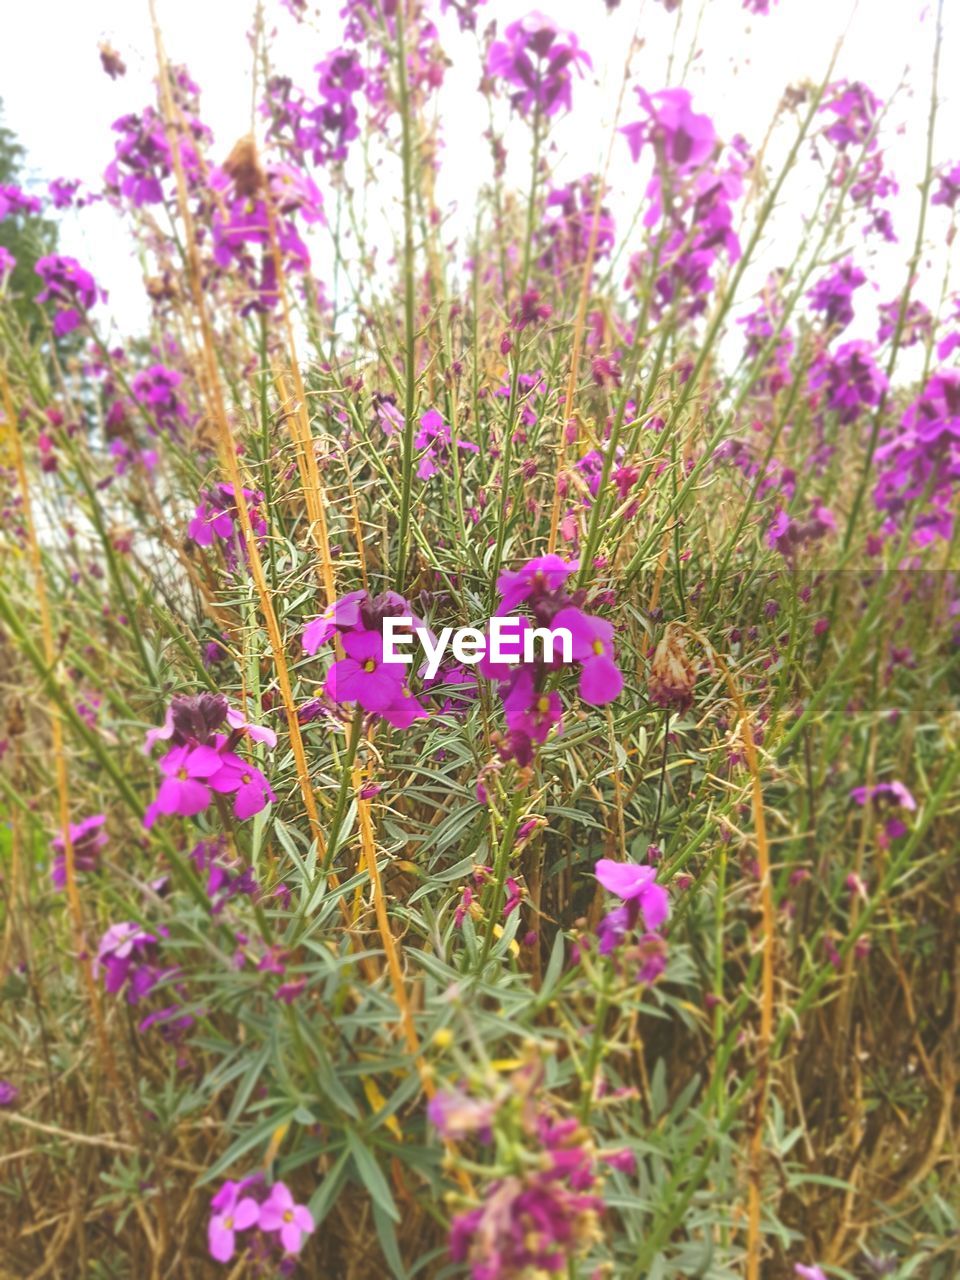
[0,0,958,1276]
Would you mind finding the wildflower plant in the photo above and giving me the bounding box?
[0,0,959,1277]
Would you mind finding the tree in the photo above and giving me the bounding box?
[0,98,59,337]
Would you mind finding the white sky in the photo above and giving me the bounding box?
[2,0,958,356]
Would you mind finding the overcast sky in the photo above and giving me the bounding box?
[2,0,957,352]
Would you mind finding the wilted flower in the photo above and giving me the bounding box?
[647,623,697,713]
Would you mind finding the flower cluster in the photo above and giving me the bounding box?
[594,857,670,979]
[143,694,276,828]
[431,1057,603,1280]
[208,159,323,314]
[874,370,960,545]
[479,555,623,772]
[486,13,592,120]
[263,51,365,169]
[188,483,268,569]
[538,175,616,277]
[303,590,430,728]
[809,340,888,424]
[807,259,866,332]
[207,1176,314,1265]
[414,407,479,480]
[819,80,895,240]
[622,87,743,318]
[35,255,103,337]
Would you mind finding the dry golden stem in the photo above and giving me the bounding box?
[0,369,127,1116]
[148,8,337,878]
[708,646,774,1280]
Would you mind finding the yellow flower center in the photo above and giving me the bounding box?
[177,768,189,781]
[536,696,550,714]
[362,659,377,673]
[283,1209,294,1223]
[592,639,605,656]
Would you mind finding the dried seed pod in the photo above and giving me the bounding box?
[223,135,265,198]
[647,622,697,714]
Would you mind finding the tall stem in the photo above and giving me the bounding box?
[395,0,419,591]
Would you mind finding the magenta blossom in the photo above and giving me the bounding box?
[503,670,564,743]
[302,590,365,653]
[208,749,276,820]
[258,1182,314,1253]
[595,859,669,929]
[496,554,578,612]
[93,922,159,996]
[50,814,107,889]
[208,1179,261,1263]
[621,86,716,174]
[552,606,624,705]
[144,743,223,828]
[486,12,592,119]
[325,628,405,712]
[35,254,103,336]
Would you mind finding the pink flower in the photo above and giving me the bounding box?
[144,743,223,827]
[496,554,577,612]
[302,591,365,653]
[325,629,405,712]
[381,683,430,729]
[258,1182,314,1253]
[486,13,592,119]
[552,606,624,705]
[208,1180,260,1263]
[208,750,277,820]
[595,859,669,929]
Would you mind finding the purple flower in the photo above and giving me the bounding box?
[807,260,866,331]
[208,749,277,820]
[503,670,563,743]
[595,859,669,929]
[810,341,887,423]
[325,628,406,712]
[50,814,107,889]
[794,1267,827,1280]
[208,1180,260,1263]
[0,1080,19,1107]
[874,370,960,544]
[552,607,624,705]
[486,13,592,119]
[381,683,430,729]
[0,246,15,282]
[877,298,932,347]
[258,1182,314,1253]
[932,161,960,210]
[820,80,881,149]
[93,922,159,996]
[496,554,578,612]
[35,255,102,336]
[302,590,366,653]
[621,87,716,175]
[144,743,223,827]
[850,781,915,811]
[0,183,42,218]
